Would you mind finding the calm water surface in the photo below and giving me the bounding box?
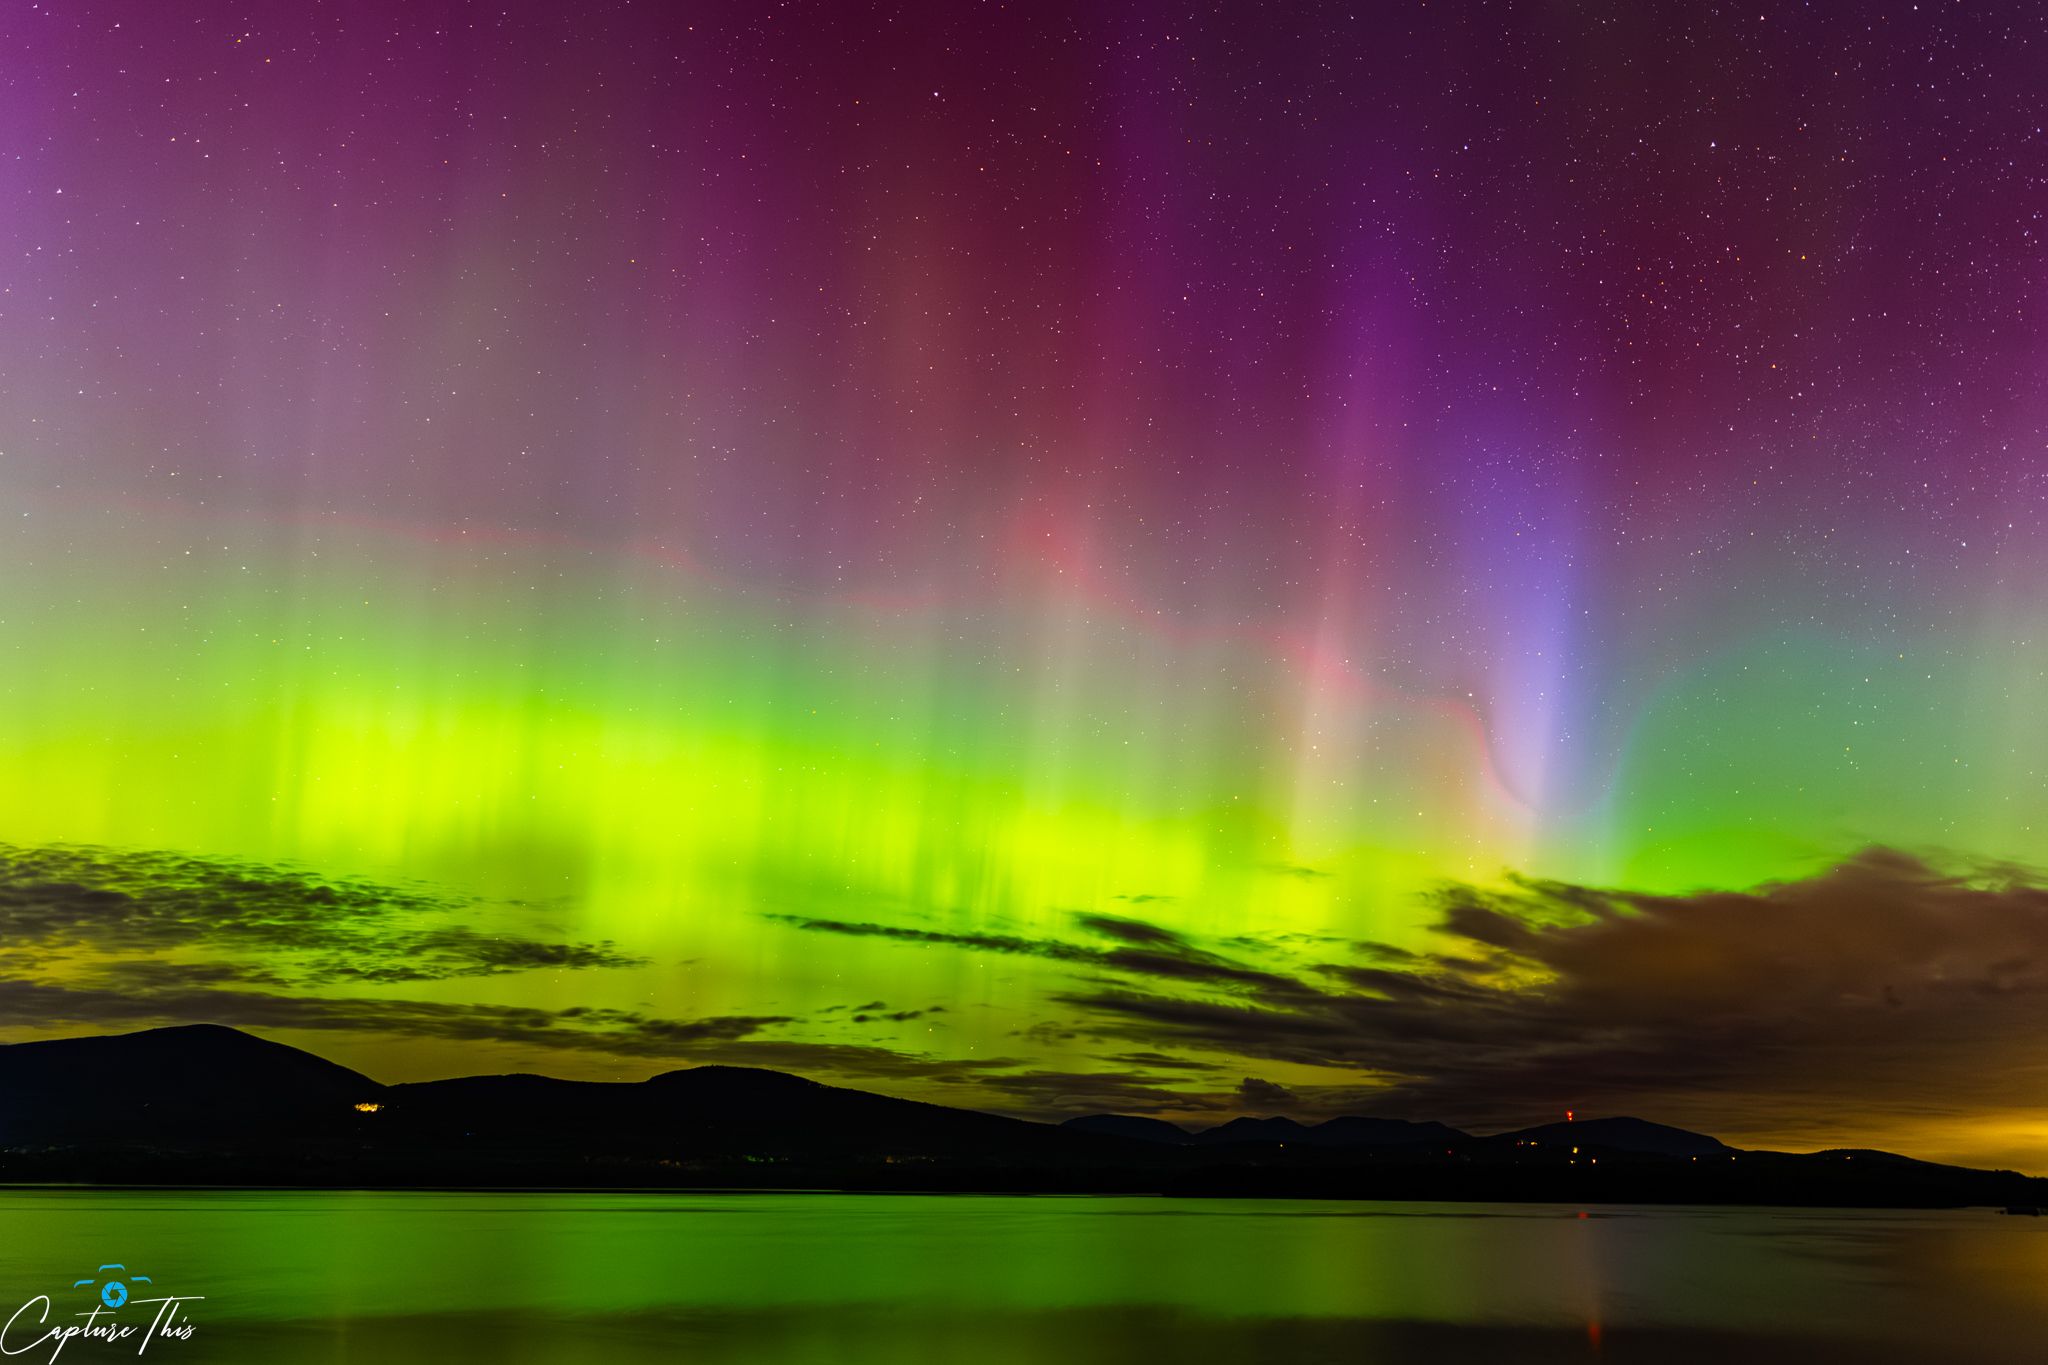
[0,1190,2041,1362]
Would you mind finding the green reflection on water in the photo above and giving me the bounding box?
[0,1191,2037,1364]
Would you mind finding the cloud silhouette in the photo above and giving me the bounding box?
[1059,848,2048,1144]
[0,843,646,983]
[971,1067,1229,1119]
[1100,1050,1223,1073]
[1263,863,1331,880]
[1072,913,1185,946]
[765,915,1102,963]
[0,976,781,1053]
[1235,1076,1298,1110]
[849,1005,946,1024]
[774,908,1316,1003]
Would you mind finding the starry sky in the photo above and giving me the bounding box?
[4,0,2048,1166]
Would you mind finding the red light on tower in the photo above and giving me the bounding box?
[1566,1109,1575,1122]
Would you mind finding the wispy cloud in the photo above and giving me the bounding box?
[764,914,1102,963]
[0,843,646,984]
[771,908,1318,1004]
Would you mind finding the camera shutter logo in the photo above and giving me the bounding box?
[71,1266,151,1310]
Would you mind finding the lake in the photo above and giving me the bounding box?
[0,1190,2041,1362]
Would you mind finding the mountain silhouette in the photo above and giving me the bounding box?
[0,1025,2039,1210]
[1497,1116,1729,1158]
[379,1065,1139,1167]
[1194,1115,1315,1145]
[0,1023,381,1146]
[1312,1116,1469,1147]
[1062,1114,1193,1143]
[1201,1115,1471,1148]
[1065,1113,1469,1147]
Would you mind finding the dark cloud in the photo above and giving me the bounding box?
[973,1068,1228,1119]
[774,909,1316,1003]
[678,1040,1024,1086]
[1069,917,1326,999]
[1235,1076,1297,1110]
[765,914,1102,963]
[1100,1051,1223,1073]
[0,976,784,1056]
[1014,1019,1083,1046]
[1058,848,2048,1140]
[849,1006,946,1024]
[1093,948,1312,1001]
[313,927,644,983]
[1073,913,1185,946]
[88,959,293,989]
[0,844,646,984]
[1263,863,1331,880]
[0,843,452,932]
[1346,941,1428,967]
[1221,930,1355,955]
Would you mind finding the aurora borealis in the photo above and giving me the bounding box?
[4,0,2048,1165]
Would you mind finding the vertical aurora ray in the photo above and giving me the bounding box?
[0,0,2045,1118]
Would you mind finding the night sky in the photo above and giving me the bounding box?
[4,1,2048,1166]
